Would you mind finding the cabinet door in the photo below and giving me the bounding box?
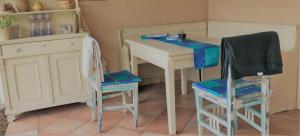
[5,55,52,110]
[49,51,88,103]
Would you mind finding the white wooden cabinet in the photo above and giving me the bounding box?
[49,51,88,104]
[5,55,52,112]
[0,33,89,121]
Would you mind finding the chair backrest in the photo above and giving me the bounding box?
[223,58,266,101]
[222,32,282,102]
[221,31,282,80]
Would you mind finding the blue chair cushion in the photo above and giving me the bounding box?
[102,70,141,87]
[192,79,261,99]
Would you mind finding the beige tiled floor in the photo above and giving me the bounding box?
[5,83,300,136]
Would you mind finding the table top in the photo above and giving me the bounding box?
[126,35,221,57]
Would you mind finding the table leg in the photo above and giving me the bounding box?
[180,69,187,95]
[130,55,139,97]
[131,56,138,75]
[165,61,176,135]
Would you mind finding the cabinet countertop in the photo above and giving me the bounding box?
[0,33,89,46]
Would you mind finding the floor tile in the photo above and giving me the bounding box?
[65,105,92,122]
[67,121,103,136]
[6,130,38,136]
[236,128,261,136]
[117,115,155,131]
[175,97,196,109]
[103,96,123,106]
[40,118,84,136]
[176,93,195,105]
[146,116,190,135]
[6,113,38,135]
[139,85,162,101]
[39,132,65,136]
[147,93,167,106]
[38,114,60,129]
[179,121,214,136]
[179,121,198,136]
[146,118,174,135]
[141,131,168,136]
[271,110,300,121]
[269,116,299,136]
[234,118,262,135]
[80,111,129,134]
[159,108,195,121]
[102,126,142,136]
[102,111,128,125]
[176,90,195,100]
[139,101,165,118]
[39,104,80,118]
[285,110,300,120]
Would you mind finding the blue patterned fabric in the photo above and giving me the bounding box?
[192,79,261,98]
[102,70,141,86]
[141,35,220,69]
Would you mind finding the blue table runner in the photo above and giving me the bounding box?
[141,35,220,69]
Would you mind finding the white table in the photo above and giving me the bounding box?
[126,35,220,135]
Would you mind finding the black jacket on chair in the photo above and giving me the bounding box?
[221,31,283,80]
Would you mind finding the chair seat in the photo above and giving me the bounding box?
[102,70,141,86]
[92,70,141,86]
[92,70,141,92]
[192,79,261,99]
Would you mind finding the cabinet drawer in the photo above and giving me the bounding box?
[45,38,82,53]
[2,38,82,58]
[2,42,46,58]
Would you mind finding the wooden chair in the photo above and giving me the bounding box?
[193,71,272,136]
[192,31,284,136]
[90,70,141,132]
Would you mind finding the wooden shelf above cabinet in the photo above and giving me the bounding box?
[0,9,79,17]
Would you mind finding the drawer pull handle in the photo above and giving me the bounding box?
[15,48,22,52]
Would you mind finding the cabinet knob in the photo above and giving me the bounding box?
[68,42,74,46]
[15,48,22,52]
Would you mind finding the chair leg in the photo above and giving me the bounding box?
[261,100,269,136]
[97,89,103,133]
[133,89,139,127]
[226,111,235,136]
[91,88,97,121]
[195,91,204,136]
[261,77,270,136]
[122,92,128,113]
[227,102,236,136]
[234,114,239,130]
